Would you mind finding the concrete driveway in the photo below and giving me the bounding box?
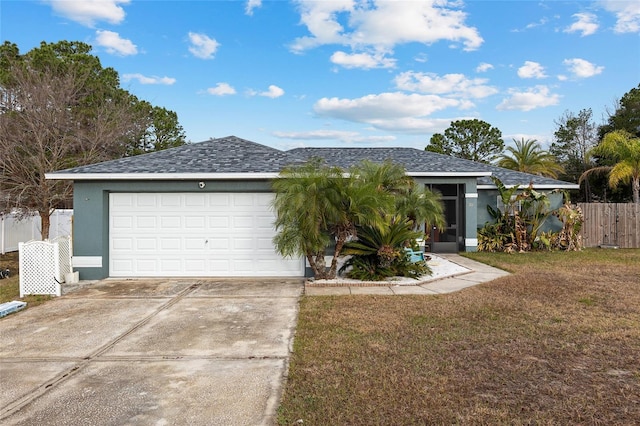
[0,278,304,425]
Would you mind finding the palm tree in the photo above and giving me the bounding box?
[272,159,392,279]
[581,130,640,204]
[497,138,564,179]
[395,184,445,231]
[272,159,445,279]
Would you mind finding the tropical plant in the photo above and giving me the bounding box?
[478,177,554,252]
[272,159,393,279]
[497,138,564,178]
[553,201,584,251]
[272,159,444,279]
[340,217,431,281]
[580,130,640,204]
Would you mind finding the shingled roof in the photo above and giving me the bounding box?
[49,136,301,176]
[47,135,578,189]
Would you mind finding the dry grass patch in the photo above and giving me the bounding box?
[278,249,640,425]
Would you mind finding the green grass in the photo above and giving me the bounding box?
[0,252,52,311]
[278,248,640,425]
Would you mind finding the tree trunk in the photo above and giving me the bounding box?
[306,252,328,279]
[40,210,51,241]
[633,177,639,204]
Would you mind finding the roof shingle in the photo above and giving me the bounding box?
[48,135,578,188]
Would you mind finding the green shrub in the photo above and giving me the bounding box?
[340,216,432,281]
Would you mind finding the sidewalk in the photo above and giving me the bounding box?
[304,254,510,296]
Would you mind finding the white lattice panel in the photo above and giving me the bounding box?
[51,236,72,278]
[19,240,62,297]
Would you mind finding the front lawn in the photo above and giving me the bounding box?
[278,248,640,424]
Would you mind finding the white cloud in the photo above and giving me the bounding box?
[517,61,547,79]
[289,0,483,58]
[273,130,396,144]
[313,92,462,133]
[600,0,640,33]
[95,30,137,56]
[188,32,220,59]
[563,58,604,78]
[476,62,494,73]
[206,83,236,96]
[330,51,396,69]
[564,12,599,36]
[394,72,498,99]
[45,0,129,26]
[258,85,285,98]
[245,0,262,16]
[414,53,428,63]
[497,86,561,111]
[122,73,175,85]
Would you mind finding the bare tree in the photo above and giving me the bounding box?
[0,55,142,239]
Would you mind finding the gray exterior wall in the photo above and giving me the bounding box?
[72,179,273,280]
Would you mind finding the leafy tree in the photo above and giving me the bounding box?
[551,109,599,201]
[581,130,640,204]
[497,138,564,179]
[599,84,640,139]
[0,40,185,238]
[426,119,504,163]
[127,102,186,155]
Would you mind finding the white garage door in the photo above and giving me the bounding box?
[109,192,304,277]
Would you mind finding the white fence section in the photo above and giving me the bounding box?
[0,210,73,254]
[19,236,73,297]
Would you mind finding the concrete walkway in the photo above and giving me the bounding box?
[305,254,510,296]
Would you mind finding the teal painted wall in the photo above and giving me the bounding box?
[477,189,565,232]
[72,179,273,280]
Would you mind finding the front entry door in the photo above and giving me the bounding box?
[431,198,459,253]
[428,184,463,253]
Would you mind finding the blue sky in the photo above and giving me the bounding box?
[1,0,639,151]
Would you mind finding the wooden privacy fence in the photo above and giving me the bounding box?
[578,203,640,248]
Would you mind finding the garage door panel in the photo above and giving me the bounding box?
[136,216,157,228]
[160,194,182,207]
[136,238,157,250]
[184,238,205,250]
[112,217,133,230]
[209,194,230,207]
[208,238,229,250]
[136,194,158,207]
[160,238,182,250]
[159,216,180,228]
[185,194,206,207]
[112,238,133,251]
[184,216,206,229]
[110,192,304,277]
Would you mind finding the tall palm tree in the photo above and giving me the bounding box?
[581,130,640,204]
[497,138,564,179]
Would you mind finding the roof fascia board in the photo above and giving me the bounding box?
[45,172,280,181]
[477,184,580,190]
[47,171,493,180]
[408,171,492,177]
